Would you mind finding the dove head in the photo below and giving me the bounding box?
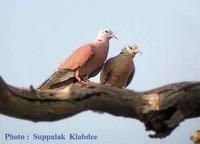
[97,29,118,41]
[121,44,142,57]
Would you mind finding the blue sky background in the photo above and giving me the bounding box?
[0,0,200,144]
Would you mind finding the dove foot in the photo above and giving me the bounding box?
[79,80,89,86]
[75,70,86,85]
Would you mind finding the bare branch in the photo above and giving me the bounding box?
[0,76,200,138]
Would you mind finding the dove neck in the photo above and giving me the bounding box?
[120,51,136,58]
[120,48,136,58]
[97,36,110,42]
[97,38,109,44]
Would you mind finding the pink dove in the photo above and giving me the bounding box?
[38,29,117,90]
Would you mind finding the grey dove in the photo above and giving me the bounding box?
[100,44,141,88]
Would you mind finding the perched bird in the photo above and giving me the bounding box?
[38,29,117,90]
[100,44,141,88]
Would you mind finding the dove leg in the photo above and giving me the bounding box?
[83,75,91,83]
[75,70,88,85]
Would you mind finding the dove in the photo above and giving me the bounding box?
[38,29,117,90]
[100,44,141,88]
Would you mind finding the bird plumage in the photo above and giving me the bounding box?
[38,29,117,90]
[58,44,95,71]
[37,69,75,89]
[100,44,141,88]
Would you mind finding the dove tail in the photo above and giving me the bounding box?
[37,77,51,90]
[37,69,77,90]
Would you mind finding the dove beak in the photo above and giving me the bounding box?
[111,34,118,39]
[137,49,142,54]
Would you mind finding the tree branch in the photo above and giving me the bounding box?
[0,76,200,138]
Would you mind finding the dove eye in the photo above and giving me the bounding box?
[129,47,133,49]
[105,30,109,33]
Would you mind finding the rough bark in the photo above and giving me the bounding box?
[0,76,200,138]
